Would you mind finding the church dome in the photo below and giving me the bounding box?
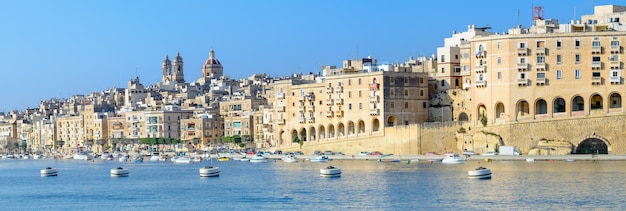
[203,49,221,65]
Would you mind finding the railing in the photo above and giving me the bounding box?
[535,47,546,55]
[276,92,285,99]
[517,47,528,55]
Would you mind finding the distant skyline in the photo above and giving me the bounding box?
[0,0,619,112]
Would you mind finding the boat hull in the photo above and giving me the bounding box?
[40,167,58,176]
[468,168,491,179]
[111,167,129,177]
[199,166,220,177]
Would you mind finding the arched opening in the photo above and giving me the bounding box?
[495,103,505,119]
[458,112,469,122]
[535,99,547,115]
[318,125,326,140]
[278,130,285,145]
[574,138,608,154]
[516,100,530,119]
[291,130,298,143]
[309,126,316,141]
[337,123,345,137]
[299,128,307,142]
[347,121,355,136]
[477,104,487,125]
[328,124,335,139]
[358,120,365,134]
[387,116,396,127]
[372,119,380,132]
[590,94,603,110]
[610,93,622,109]
[572,96,584,111]
[553,97,566,113]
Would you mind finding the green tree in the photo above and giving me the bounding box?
[480,111,487,126]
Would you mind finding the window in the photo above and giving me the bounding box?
[575,70,580,79]
[348,91,351,98]
[498,72,502,79]
[519,42,526,48]
[611,40,620,47]
[404,90,409,96]
[390,102,395,108]
[420,90,424,96]
[441,67,445,73]
[537,56,545,63]
[390,89,394,96]
[556,55,562,64]
[497,57,501,64]
[556,70,562,80]
[613,71,619,77]
[358,78,362,85]
[519,73,526,79]
[338,82,342,86]
[359,103,362,110]
[592,56,601,62]
[348,103,352,110]
[423,102,427,108]
[463,53,469,58]
[441,80,445,87]
[404,77,409,83]
[390,77,394,84]
[441,55,445,62]
[519,57,527,64]
[575,39,580,48]
[420,78,423,84]
[358,91,362,97]
[464,65,469,71]
[592,41,601,47]
[537,72,545,79]
[497,42,501,50]
[556,39,562,48]
[593,72,601,77]
[575,54,580,64]
[404,102,409,108]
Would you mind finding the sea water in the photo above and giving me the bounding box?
[0,158,625,210]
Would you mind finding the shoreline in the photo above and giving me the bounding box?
[229,154,622,162]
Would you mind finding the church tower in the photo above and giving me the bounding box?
[162,54,172,83]
[173,51,185,84]
[200,49,223,84]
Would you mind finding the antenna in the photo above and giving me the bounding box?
[533,6,544,21]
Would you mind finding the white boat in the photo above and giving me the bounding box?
[33,154,43,159]
[282,154,299,163]
[526,158,536,163]
[320,165,341,177]
[150,152,161,161]
[310,156,330,162]
[6,154,16,159]
[40,167,58,176]
[442,153,465,164]
[174,157,192,164]
[240,156,250,162]
[110,167,129,177]
[73,152,91,160]
[100,152,111,160]
[23,154,31,159]
[119,156,128,162]
[199,166,220,177]
[249,155,267,163]
[468,166,492,179]
[159,156,167,162]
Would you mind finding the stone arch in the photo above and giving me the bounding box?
[590,93,603,110]
[357,120,365,134]
[372,119,380,133]
[516,99,530,119]
[494,102,505,119]
[337,123,345,137]
[535,98,548,115]
[299,128,307,142]
[309,126,316,141]
[572,95,585,111]
[458,112,469,122]
[573,134,610,154]
[291,129,298,143]
[553,97,566,113]
[609,92,622,109]
[476,104,487,125]
[318,125,326,140]
[328,124,335,139]
[387,116,396,127]
[278,130,286,145]
[347,121,355,136]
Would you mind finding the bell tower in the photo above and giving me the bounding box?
[162,54,172,83]
[173,51,185,84]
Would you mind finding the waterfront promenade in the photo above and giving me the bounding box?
[227,153,626,162]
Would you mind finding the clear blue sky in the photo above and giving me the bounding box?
[0,0,618,112]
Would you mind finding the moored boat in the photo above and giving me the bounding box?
[310,155,330,162]
[249,155,267,163]
[281,154,298,163]
[320,165,341,177]
[442,153,465,164]
[150,152,161,161]
[174,157,192,164]
[217,157,229,162]
[240,156,250,162]
[40,167,58,176]
[110,167,129,177]
[199,166,220,177]
[468,166,491,179]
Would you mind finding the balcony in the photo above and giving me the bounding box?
[306,94,315,101]
[370,96,379,104]
[475,50,486,58]
[326,99,334,105]
[517,47,528,56]
[517,78,529,86]
[535,47,546,55]
[370,108,380,116]
[307,117,315,123]
[277,106,285,112]
[610,75,621,84]
[611,45,621,54]
[517,63,529,71]
[592,46,602,54]
[592,76,602,85]
[475,65,486,73]
[326,87,333,93]
[591,61,602,69]
[335,86,343,93]
[369,83,380,90]
[306,106,315,112]
[335,99,344,105]
[536,78,546,85]
[298,96,305,101]
[475,80,487,87]
[277,119,286,125]
[298,118,305,123]
[298,106,304,112]
[326,111,334,118]
[535,63,546,71]
[276,92,285,99]
[336,111,344,117]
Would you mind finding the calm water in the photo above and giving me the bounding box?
[0,158,625,210]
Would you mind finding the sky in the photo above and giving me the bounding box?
[0,0,619,112]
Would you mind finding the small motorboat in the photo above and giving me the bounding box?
[150,152,161,161]
[281,154,299,163]
[378,159,401,162]
[320,165,341,177]
[33,154,43,160]
[249,155,267,163]
[199,166,220,177]
[159,155,168,162]
[240,156,250,162]
[442,153,465,164]
[119,156,128,162]
[526,158,536,163]
[174,157,192,164]
[194,157,203,162]
[310,156,330,162]
[134,157,143,163]
[217,157,229,162]
[468,166,491,179]
[40,167,58,176]
[110,167,129,177]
